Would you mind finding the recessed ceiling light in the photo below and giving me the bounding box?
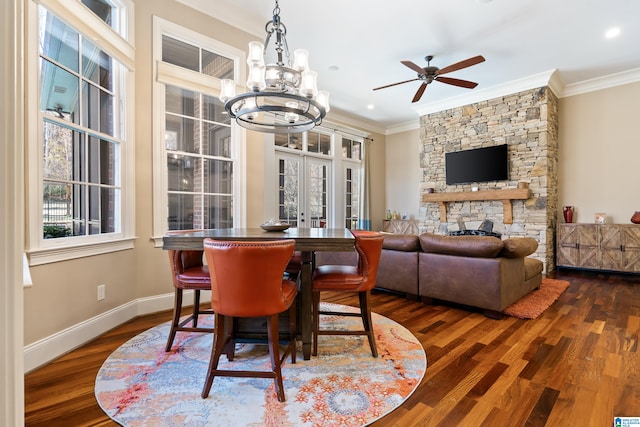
[367,104,375,110]
[605,27,621,38]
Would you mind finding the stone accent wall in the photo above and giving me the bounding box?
[418,87,559,272]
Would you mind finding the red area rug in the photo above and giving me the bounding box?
[503,277,570,319]
[95,302,426,426]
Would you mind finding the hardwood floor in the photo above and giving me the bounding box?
[25,270,640,426]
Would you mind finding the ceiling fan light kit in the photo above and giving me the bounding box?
[219,0,329,134]
[374,54,486,103]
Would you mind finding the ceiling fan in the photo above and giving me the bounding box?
[45,104,69,118]
[373,55,485,103]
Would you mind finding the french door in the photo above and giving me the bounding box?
[276,153,331,228]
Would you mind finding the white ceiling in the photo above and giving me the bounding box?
[180,0,640,133]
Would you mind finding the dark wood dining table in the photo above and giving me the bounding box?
[162,227,355,360]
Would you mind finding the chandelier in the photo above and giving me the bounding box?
[218,0,329,134]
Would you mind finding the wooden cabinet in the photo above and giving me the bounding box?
[557,223,640,273]
[557,224,599,269]
[600,225,640,272]
[382,219,419,235]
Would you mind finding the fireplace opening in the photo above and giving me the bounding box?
[448,219,502,238]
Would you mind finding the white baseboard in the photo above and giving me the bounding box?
[23,290,210,373]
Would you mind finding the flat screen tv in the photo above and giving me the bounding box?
[445,144,508,185]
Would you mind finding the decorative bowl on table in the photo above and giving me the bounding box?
[260,222,290,232]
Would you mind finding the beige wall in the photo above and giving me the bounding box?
[558,82,640,224]
[384,128,422,226]
[24,0,386,357]
[367,131,387,231]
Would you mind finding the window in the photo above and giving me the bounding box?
[165,85,233,230]
[81,0,116,28]
[342,137,362,229]
[28,0,135,265]
[152,18,245,240]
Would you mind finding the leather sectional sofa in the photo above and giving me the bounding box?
[315,232,543,318]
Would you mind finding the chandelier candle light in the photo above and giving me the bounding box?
[219,0,329,134]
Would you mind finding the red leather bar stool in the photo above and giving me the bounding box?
[312,230,384,357]
[201,239,298,402]
[165,249,214,352]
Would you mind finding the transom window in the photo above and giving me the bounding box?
[152,17,244,237]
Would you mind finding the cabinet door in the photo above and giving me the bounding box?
[600,225,624,271]
[577,225,600,269]
[557,224,579,267]
[622,226,640,272]
[557,224,599,269]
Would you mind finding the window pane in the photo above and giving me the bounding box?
[204,195,233,228]
[203,94,229,125]
[342,139,351,159]
[162,35,199,72]
[167,193,194,230]
[278,158,299,226]
[202,49,234,78]
[39,9,79,72]
[204,159,232,194]
[352,141,362,160]
[165,114,196,153]
[82,39,113,91]
[82,81,115,136]
[275,134,301,150]
[39,59,80,124]
[43,121,75,181]
[203,124,231,157]
[167,154,195,192]
[43,182,72,238]
[166,85,195,116]
[308,131,330,155]
[81,0,115,28]
[71,183,86,236]
[318,133,331,155]
[308,162,327,223]
[89,185,100,221]
[345,166,360,229]
[88,135,116,185]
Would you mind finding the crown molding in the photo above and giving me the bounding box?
[385,119,421,135]
[324,108,387,136]
[560,67,640,98]
[176,0,264,37]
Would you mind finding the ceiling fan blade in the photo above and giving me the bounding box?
[435,76,478,89]
[412,83,428,103]
[401,60,427,75]
[373,78,420,91]
[437,55,485,76]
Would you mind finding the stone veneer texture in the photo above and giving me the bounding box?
[419,86,559,272]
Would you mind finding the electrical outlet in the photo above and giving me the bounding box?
[97,284,106,301]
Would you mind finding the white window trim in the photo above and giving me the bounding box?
[150,16,247,247]
[37,0,135,71]
[26,0,136,266]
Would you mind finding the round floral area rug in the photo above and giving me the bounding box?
[95,303,427,426]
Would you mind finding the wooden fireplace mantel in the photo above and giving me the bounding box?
[421,186,530,224]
